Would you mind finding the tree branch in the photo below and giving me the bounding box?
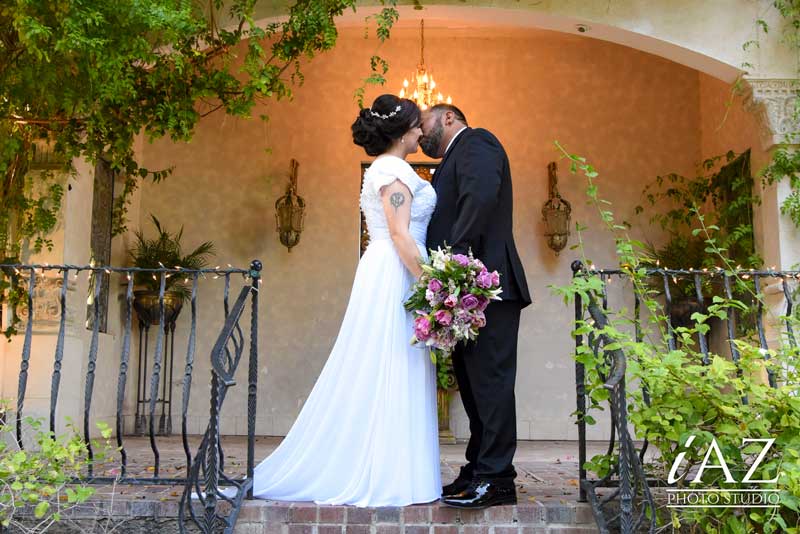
[1,117,81,125]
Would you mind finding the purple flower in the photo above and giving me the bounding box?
[471,258,486,271]
[490,271,501,287]
[477,295,490,312]
[428,278,443,293]
[434,309,453,326]
[471,310,486,328]
[432,329,455,350]
[426,289,442,306]
[453,254,470,267]
[414,316,433,341]
[476,270,494,289]
[444,294,458,308]
[461,294,479,310]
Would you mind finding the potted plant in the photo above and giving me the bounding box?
[637,150,761,329]
[128,214,215,326]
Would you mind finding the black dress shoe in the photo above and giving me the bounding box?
[441,481,517,509]
[442,476,472,498]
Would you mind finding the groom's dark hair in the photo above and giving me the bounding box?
[430,104,468,126]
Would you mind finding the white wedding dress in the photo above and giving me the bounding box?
[250,155,441,507]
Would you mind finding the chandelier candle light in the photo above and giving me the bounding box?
[398,20,452,110]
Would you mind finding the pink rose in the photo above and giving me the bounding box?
[453,254,470,267]
[434,309,453,326]
[461,294,479,310]
[477,295,490,312]
[471,310,486,328]
[428,278,444,293]
[490,271,501,287]
[414,316,433,341]
[471,258,486,270]
[476,270,494,289]
[444,294,458,308]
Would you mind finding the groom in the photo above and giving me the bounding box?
[420,105,531,509]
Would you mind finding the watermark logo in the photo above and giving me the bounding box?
[667,434,780,509]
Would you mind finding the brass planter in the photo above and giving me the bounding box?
[437,387,456,444]
[133,290,184,326]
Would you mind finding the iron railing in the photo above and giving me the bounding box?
[0,260,262,534]
[571,261,799,534]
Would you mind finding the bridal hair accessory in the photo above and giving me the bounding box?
[370,105,402,120]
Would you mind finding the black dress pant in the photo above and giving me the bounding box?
[451,299,522,488]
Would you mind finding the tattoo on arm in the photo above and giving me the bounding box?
[390,192,405,211]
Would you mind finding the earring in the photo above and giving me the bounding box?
[401,137,405,143]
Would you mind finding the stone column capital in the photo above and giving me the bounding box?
[744,78,800,150]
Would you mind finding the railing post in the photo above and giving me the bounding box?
[49,269,69,435]
[84,268,104,477]
[693,273,710,365]
[723,274,748,405]
[181,273,200,479]
[147,272,168,477]
[615,380,633,534]
[661,271,676,351]
[781,276,797,348]
[247,260,262,499]
[754,275,777,388]
[16,267,35,449]
[116,273,134,477]
[571,260,587,503]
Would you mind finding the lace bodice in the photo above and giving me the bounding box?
[360,156,437,246]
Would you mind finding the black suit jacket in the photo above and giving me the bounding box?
[426,128,532,307]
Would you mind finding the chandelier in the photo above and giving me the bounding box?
[398,20,452,110]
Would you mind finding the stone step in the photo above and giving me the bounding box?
[234,501,599,534]
[10,496,598,533]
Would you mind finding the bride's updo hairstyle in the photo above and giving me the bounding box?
[352,94,421,157]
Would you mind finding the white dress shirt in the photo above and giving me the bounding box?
[444,126,467,157]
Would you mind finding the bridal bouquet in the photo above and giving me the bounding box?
[404,246,503,366]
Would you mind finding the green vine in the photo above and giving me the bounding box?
[754,2,800,229]
[354,2,399,108]
[1,0,399,336]
[553,142,800,533]
[637,150,761,274]
[0,0,399,251]
[0,409,115,531]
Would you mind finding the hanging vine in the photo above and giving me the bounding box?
[754,1,800,227]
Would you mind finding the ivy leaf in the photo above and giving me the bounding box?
[34,501,50,519]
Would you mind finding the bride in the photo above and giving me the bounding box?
[248,94,441,507]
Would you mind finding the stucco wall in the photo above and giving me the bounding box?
[0,157,141,438]
[135,26,706,440]
[254,1,793,80]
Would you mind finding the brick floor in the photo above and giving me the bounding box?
[16,437,616,533]
[88,436,626,503]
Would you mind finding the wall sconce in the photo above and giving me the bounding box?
[542,161,571,255]
[275,159,306,252]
